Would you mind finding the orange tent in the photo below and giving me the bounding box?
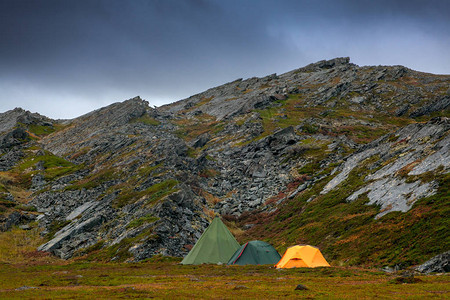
[275,245,330,268]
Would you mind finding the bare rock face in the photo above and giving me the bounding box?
[1,58,449,264]
[38,215,106,259]
[415,251,450,273]
[325,117,450,217]
[0,108,56,170]
[410,96,450,118]
[26,98,209,260]
[41,96,150,156]
[347,177,437,218]
[0,211,36,232]
[159,58,355,120]
[0,108,52,134]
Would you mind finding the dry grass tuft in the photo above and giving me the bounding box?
[199,190,222,206]
[0,172,16,185]
[0,227,59,264]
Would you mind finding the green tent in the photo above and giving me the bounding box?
[181,217,240,265]
[228,240,281,265]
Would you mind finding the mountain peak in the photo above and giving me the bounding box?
[0,107,53,134]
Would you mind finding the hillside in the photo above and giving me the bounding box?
[0,57,449,268]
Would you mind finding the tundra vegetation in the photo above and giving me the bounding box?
[0,238,448,299]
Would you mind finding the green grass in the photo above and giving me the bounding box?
[27,124,56,136]
[15,204,37,212]
[126,215,159,229]
[113,179,179,208]
[0,199,16,208]
[131,115,160,126]
[145,179,179,205]
[64,168,117,191]
[8,150,84,189]
[137,163,163,177]
[46,219,72,239]
[43,164,83,181]
[16,153,73,172]
[302,123,319,134]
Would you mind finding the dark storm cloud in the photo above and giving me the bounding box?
[1,0,449,118]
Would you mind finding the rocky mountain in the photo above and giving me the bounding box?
[0,57,448,268]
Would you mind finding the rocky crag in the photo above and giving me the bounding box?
[0,58,448,267]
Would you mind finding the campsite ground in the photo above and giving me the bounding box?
[0,229,448,299]
[0,256,448,299]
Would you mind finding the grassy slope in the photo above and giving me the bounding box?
[233,162,449,268]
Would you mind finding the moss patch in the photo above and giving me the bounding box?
[113,179,179,208]
[14,150,83,183]
[131,114,160,126]
[65,168,117,191]
[126,215,159,229]
[46,219,72,239]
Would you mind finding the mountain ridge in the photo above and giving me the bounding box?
[0,57,448,268]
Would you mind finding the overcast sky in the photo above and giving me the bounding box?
[1,0,449,119]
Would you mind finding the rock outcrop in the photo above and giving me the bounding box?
[415,251,450,273]
[323,117,449,218]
